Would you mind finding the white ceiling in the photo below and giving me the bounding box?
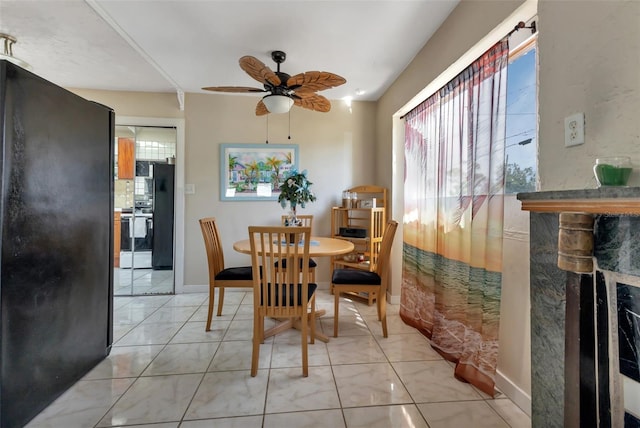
[0,0,459,104]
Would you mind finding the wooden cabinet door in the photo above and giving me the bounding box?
[117,138,134,179]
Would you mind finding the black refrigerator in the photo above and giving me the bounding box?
[152,162,175,269]
[0,61,114,427]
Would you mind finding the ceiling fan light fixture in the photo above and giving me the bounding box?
[0,33,31,71]
[262,94,293,114]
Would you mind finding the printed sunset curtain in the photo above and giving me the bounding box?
[400,40,509,396]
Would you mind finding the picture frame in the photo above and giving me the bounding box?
[220,143,298,201]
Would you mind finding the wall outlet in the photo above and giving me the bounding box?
[564,113,585,147]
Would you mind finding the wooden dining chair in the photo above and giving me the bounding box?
[199,217,253,331]
[248,225,316,377]
[281,214,313,228]
[331,220,398,338]
[280,214,317,282]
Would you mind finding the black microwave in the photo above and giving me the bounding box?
[136,160,150,177]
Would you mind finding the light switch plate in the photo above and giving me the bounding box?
[564,113,585,147]
[185,184,195,194]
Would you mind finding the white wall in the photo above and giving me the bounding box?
[537,0,640,190]
[72,90,184,119]
[182,93,377,287]
[71,89,376,290]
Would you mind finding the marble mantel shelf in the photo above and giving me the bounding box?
[518,186,640,427]
[518,187,640,214]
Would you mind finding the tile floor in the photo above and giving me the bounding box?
[119,250,153,270]
[26,289,531,428]
[114,265,174,296]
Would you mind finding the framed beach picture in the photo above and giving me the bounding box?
[220,143,298,201]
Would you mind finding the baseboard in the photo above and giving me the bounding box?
[316,281,330,290]
[388,293,401,305]
[495,369,531,417]
[181,284,208,293]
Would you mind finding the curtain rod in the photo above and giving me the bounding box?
[506,20,537,39]
[400,20,537,120]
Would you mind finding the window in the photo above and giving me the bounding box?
[505,35,537,194]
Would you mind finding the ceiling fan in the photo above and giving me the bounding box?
[202,50,346,115]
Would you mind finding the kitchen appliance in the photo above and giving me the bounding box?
[136,160,150,176]
[339,227,367,238]
[120,214,153,252]
[0,60,113,427]
[152,162,175,269]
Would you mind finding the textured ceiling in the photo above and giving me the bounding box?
[0,0,459,103]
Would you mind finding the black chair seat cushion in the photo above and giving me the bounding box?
[275,258,318,269]
[332,269,381,285]
[215,266,253,281]
[260,283,317,306]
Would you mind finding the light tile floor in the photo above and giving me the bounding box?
[26,289,531,428]
[114,265,174,296]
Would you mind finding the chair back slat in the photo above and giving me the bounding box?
[199,217,226,279]
[369,209,386,271]
[281,214,313,229]
[375,220,398,291]
[248,226,312,319]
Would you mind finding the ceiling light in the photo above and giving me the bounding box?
[0,33,31,70]
[262,95,293,114]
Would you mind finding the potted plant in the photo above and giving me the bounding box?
[278,168,316,225]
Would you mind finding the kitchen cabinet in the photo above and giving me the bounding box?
[330,185,387,305]
[117,137,134,179]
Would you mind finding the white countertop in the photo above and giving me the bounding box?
[120,212,153,218]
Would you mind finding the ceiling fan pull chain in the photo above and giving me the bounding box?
[265,115,269,144]
[288,109,291,140]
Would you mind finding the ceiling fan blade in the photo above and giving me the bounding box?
[291,90,318,99]
[287,71,346,92]
[293,93,331,113]
[202,86,266,93]
[240,56,281,87]
[255,99,269,116]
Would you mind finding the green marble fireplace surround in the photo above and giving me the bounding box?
[518,188,640,428]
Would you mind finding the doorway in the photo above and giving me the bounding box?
[113,125,177,295]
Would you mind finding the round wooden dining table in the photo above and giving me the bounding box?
[232,236,354,257]
[233,236,354,343]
